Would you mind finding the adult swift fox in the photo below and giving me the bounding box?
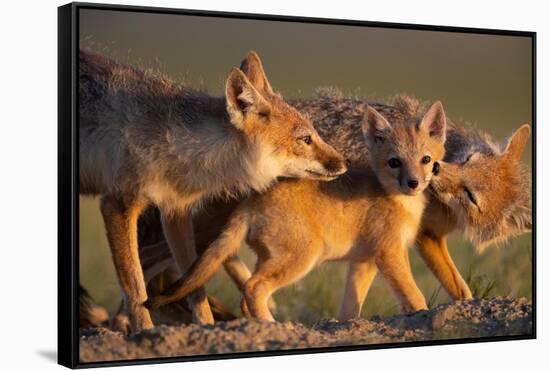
[79,50,346,331]
[145,102,447,320]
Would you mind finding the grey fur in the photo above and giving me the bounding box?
[292,88,532,248]
[291,87,500,165]
[79,52,531,251]
[81,51,279,213]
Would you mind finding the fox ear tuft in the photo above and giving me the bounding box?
[240,51,274,95]
[225,68,271,129]
[503,124,531,161]
[419,101,446,143]
[362,106,392,144]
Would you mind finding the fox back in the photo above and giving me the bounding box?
[291,89,531,248]
[145,103,447,312]
[245,101,447,254]
[78,51,346,211]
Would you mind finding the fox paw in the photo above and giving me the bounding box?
[144,296,166,310]
[110,313,131,334]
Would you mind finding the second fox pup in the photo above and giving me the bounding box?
[146,102,447,320]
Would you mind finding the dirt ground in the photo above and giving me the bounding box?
[79,297,532,363]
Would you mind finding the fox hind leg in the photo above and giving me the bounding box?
[338,259,378,320]
[224,255,278,316]
[243,246,318,322]
[160,210,214,325]
[416,232,472,300]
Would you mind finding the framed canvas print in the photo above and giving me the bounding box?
[58,2,536,368]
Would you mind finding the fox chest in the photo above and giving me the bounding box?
[390,195,426,248]
[398,217,422,248]
[354,195,426,255]
[142,181,205,213]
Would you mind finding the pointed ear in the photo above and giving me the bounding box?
[419,101,446,144]
[239,51,274,95]
[503,124,531,161]
[362,106,392,144]
[225,68,271,129]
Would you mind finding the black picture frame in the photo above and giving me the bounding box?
[58,2,536,368]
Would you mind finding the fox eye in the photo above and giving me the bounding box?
[388,158,401,168]
[300,135,312,145]
[421,155,432,164]
[464,187,480,208]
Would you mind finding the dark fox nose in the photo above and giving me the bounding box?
[325,157,347,174]
[407,180,419,189]
[432,161,440,175]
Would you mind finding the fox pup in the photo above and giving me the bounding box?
[79,50,346,331]
[146,102,447,321]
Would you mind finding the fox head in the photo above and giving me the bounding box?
[362,102,447,196]
[224,51,347,181]
[430,124,532,250]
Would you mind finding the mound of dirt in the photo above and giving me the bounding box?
[79,297,532,363]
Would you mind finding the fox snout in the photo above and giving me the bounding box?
[432,162,441,175]
[427,162,462,204]
[429,162,457,191]
[400,179,422,195]
[397,166,430,195]
[323,155,348,176]
[303,139,348,180]
[407,179,419,189]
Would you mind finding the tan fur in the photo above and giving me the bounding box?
[420,124,531,300]
[293,91,531,302]
[80,50,346,332]
[79,53,531,321]
[135,96,532,316]
[100,196,153,330]
[416,230,473,300]
[146,103,447,321]
[430,124,531,251]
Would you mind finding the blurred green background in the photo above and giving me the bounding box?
[79,8,533,323]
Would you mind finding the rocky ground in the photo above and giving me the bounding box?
[79,297,532,363]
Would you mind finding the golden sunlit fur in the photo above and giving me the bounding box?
[79,50,346,332]
[299,91,532,302]
[146,103,447,321]
[78,51,532,326]
[430,125,531,251]
[134,93,532,320]
[421,125,531,299]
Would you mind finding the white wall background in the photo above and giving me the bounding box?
[0,0,546,369]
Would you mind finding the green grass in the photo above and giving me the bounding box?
[80,198,532,325]
[465,266,497,299]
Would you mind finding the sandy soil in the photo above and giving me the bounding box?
[79,297,532,363]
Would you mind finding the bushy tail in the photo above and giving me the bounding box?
[145,212,249,310]
[79,285,109,328]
